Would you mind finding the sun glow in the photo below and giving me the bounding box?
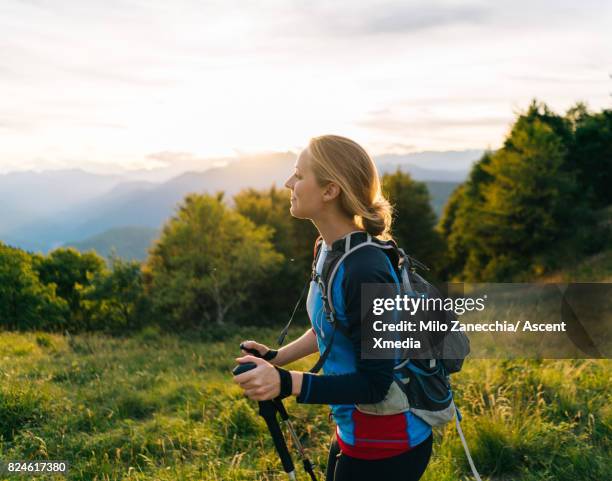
[1,0,610,173]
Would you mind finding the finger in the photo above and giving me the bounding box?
[241,347,262,357]
[233,356,265,382]
[235,355,265,365]
[244,388,261,399]
[233,369,256,383]
[255,389,276,401]
[257,387,274,401]
[240,343,264,357]
[237,379,261,390]
[247,387,270,401]
[233,371,256,384]
[241,340,260,352]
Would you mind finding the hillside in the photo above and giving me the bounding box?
[64,226,160,261]
[542,248,612,282]
[542,206,612,282]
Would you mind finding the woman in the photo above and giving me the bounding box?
[233,135,433,481]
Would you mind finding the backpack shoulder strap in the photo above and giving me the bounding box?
[311,235,323,274]
[325,234,404,315]
[313,235,323,259]
[310,232,400,373]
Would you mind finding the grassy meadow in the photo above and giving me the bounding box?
[0,324,610,481]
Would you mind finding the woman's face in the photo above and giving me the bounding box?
[284,148,326,219]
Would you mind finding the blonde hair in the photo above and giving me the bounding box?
[308,135,393,239]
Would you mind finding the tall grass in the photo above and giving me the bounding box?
[0,328,609,480]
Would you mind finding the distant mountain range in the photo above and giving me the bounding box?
[65,226,160,261]
[0,169,122,235]
[1,149,482,257]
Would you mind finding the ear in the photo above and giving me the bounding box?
[322,182,341,202]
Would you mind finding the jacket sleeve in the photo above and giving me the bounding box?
[296,249,397,405]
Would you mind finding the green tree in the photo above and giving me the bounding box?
[233,186,318,321]
[81,255,150,332]
[438,184,469,278]
[145,193,283,328]
[438,151,495,279]
[566,106,612,208]
[477,120,571,278]
[0,243,68,330]
[234,186,317,268]
[440,102,593,281]
[34,248,105,330]
[382,170,445,275]
[508,100,573,149]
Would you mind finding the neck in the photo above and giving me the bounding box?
[313,212,362,246]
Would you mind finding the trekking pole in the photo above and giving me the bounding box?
[273,399,318,481]
[454,407,482,481]
[232,362,297,480]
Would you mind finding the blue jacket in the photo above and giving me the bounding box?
[297,231,431,454]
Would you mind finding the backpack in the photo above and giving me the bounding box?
[308,231,470,428]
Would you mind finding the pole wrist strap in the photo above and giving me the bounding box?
[263,349,279,361]
[275,367,293,399]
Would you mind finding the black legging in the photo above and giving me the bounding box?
[325,434,433,481]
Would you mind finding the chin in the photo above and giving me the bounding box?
[289,205,306,219]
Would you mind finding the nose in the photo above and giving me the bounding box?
[284,174,294,190]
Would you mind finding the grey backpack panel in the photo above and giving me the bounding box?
[394,259,470,426]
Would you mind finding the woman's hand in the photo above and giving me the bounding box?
[240,340,272,358]
[233,355,280,401]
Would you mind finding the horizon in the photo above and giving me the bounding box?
[0,147,483,177]
[1,0,610,174]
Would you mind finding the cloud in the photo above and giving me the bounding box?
[144,151,226,172]
[352,3,490,35]
[58,65,176,87]
[273,0,610,43]
[385,142,418,153]
[0,110,127,132]
[270,1,491,39]
[0,117,36,132]
[0,0,610,173]
[358,115,511,133]
[508,73,611,84]
[145,151,206,166]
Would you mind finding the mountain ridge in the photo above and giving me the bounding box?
[2,149,481,253]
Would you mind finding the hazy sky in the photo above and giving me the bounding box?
[1,0,610,173]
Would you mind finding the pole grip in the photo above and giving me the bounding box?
[232,362,257,376]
